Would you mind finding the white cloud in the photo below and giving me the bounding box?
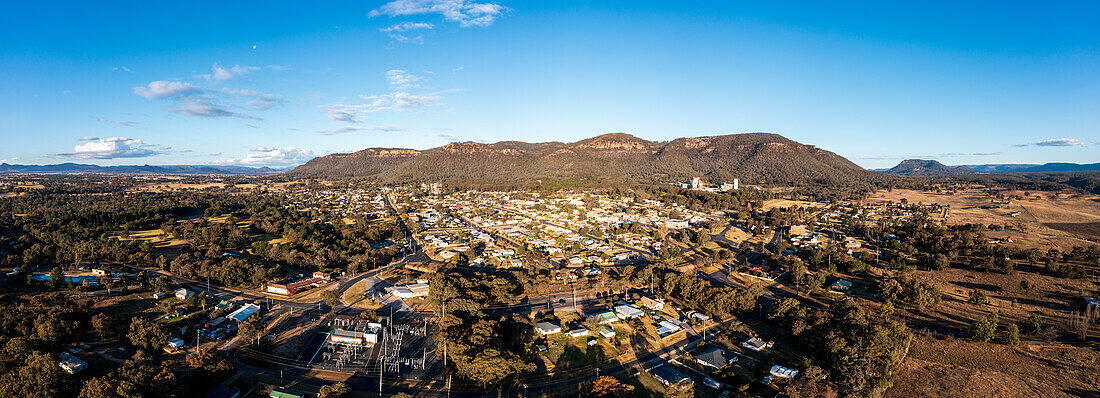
[381,22,434,43]
[219,146,314,165]
[111,66,134,73]
[369,0,508,27]
[133,81,201,99]
[59,137,158,159]
[94,117,136,127]
[323,70,446,122]
[317,126,406,135]
[211,152,223,156]
[326,105,365,123]
[166,98,243,118]
[386,69,424,90]
[79,136,100,141]
[62,90,72,96]
[323,70,449,123]
[201,63,260,83]
[361,91,443,111]
[222,88,284,110]
[1034,138,1086,147]
[381,21,434,32]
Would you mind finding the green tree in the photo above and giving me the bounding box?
[321,289,341,308]
[318,382,351,398]
[969,312,999,343]
[4,337,31,356]
[663,379,694,398]
[588,376,635,398]
[128,317,169,351]
[1019,313,1043,335]
[50,266,65,288]
[879,301,895,318]
[91,313,113,342]
[967,290,988,305]
[1003,323,1020,346]
[239,318,265,345]
[0,353,67,398]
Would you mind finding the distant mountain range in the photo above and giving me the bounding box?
[885,159,973,176]
[288,132,885,187]
[882,160,1100,176]
[0,163,279,175]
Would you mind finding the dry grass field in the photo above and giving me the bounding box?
[899,266,1097,336]
[888,336,1100,398]
[760,199,827,211]
[868,187,1100,250]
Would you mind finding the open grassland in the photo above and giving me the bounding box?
[869,187,1100,250]
[887,335,1100,398]
[760,199,826,211]
[900,264,1097,335]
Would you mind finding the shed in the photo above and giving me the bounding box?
[227,303,260,322]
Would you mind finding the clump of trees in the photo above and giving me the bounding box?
[767,299,912,397]
[429,268,535,386]
[877,277,941,312]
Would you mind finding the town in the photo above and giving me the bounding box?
[1,174,1096,398]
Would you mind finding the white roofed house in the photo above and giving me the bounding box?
[165,337,186,352]
[535,322,562,335]
[58,353,88,374]
[392,280,430,299]
[613,304,644,319]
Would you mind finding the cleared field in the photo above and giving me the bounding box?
[721,226,750,243]
[901,266,1096,334]
[887,335,1100,398]
[760,199,826,211]
[113,228,189,247]
[340,280,383,310]
[868,187,1100,250]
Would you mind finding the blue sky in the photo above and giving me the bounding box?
[1,1,1097,168]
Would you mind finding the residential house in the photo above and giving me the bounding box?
[587,310,619,325]
[656,320,682,336]
[769,365,799,379]
[829,279,853,292]
[175,288,194,300]
[613,304,644,319]
[741,337,773,352]
[694,347,738,369]
[565,328,591,338]
[651,366,692,386]
[641,296,664,311]
[535,322,562,335]
[58,353,87,374]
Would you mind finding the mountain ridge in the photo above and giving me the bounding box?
[885,159,973,176]
[288,132,884,188]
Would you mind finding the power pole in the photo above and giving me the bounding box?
[571,282,577,314]
[442,299,447,373]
